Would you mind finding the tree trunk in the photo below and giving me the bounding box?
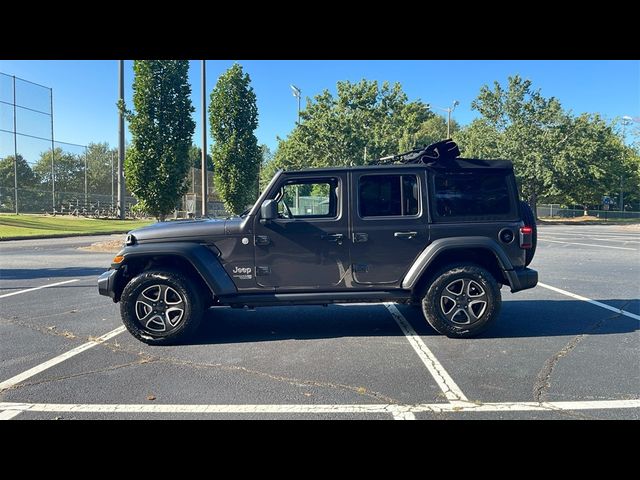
[529,192,538,219]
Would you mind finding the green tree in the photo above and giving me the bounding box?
[271,80,432,177]
[547,114,625,209]
[85,142,118,196]
[0,154,37,212]
[0,154,36,190]
[257,144,274,191]
[469,75,567,215]
[209,63,261,214]
[188,144,214,171]
[399,115,460,152]
[33,147,84,193]
[456,119,502,159]
[122,60,195,220]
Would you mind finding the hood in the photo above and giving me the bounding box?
[130,218,229,243]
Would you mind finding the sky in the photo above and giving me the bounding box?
[0,60,638,163]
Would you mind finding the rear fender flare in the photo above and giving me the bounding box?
[401,237,514,289]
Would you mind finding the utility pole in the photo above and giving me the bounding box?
[12,75,18,214]
[201,60,208,217]
[84,150,88,205]
[118,60,125,219]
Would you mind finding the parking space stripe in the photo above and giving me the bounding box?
[538,236,640,244]
[0,326,126,392]
[383,303,468,402]
[538,239,637,251]
[0,410,22,420]
[0,399,637,416]
[538,283,640,321]
[0,279,79,299]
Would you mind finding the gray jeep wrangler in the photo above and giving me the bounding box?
[98,140,537,345]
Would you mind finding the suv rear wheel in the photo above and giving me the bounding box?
[120,270,204,345]
[421,263,501,338]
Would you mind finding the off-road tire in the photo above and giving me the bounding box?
[120,269,204,345]
[421,263,501,338]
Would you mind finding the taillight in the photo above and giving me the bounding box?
[520,226,533,249]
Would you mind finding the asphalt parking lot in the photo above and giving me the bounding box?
[1,224,638,420]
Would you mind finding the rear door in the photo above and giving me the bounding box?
[349,169,428,285]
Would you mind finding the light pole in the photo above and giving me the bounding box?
[117,60,125,220]
[110,150,114,208]
[290,85,301,124]
[201,60,208,217]
[427,100,460,138]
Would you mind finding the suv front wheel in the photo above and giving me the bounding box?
[120,270,205,345]
[421,264,501,338]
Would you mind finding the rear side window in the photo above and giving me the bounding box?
[359,174,419,218]
[433,172,513,220]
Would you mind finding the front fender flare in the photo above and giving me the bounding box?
[115,242,237,297]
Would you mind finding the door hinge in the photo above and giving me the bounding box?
[256,266,271,276]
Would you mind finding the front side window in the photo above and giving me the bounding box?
[433,172,512,219]
[359,174,419,218]
[277,178,338,219]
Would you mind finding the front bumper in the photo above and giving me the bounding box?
[505,267,538,293]
[98,269,118,300]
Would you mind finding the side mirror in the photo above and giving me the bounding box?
[261,199,278,221]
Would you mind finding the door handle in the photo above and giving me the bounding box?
[322,233,344,245]
[353,232,368,243]
[394,231,418,239]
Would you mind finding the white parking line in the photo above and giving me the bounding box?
[0,326,126,392]
[0,279,79,299]
[538,283,640,321]
[0,399,637,417]
[539,236,640,244]
[383,303,468,402]
[538,239,637,251]
[0,410,22,420]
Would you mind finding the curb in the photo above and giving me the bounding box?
[0,231,130,242]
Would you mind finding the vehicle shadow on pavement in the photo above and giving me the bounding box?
[185,300,638,345]
[187,304,410,345]
[400,300,639,339]
[0,267,107,280]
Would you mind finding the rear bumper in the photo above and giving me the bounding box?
[505,267,538,293]
[98,269,118,300]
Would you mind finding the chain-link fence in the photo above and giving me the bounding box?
[175,166,228,218]
[0,72,138,216]
[538,204,640,220]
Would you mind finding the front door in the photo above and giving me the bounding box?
[350,170,428,285]
[253,174,350,290]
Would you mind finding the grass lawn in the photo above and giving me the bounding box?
[0,214,155,240]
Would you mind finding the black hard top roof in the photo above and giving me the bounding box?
[284,140,513,175]
[286,157,513,175]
